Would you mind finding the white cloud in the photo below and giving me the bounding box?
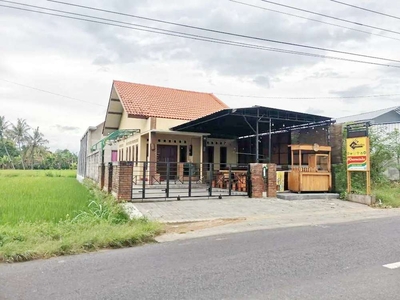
[1,0,400,152]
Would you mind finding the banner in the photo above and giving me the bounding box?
[346,137,370,171]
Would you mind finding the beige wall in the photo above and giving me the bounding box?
[152,133,202,163]
[117,134,238,165]
[119,111,149,132]
[155,118,187,130]
[206,138,238,165]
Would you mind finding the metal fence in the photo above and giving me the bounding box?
[130,162,250,201]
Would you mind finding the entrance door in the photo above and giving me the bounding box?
[179,146,187,163]
[206,146,214,170]
[157,145,178,180]
[220,147,227,169]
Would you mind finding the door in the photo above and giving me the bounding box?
[157,145,178,180]
[111,150,118,162]
[206,146,214,171]
[179,146,187,163]
[220,147,227,169]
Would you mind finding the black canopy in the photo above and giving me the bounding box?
[172,106,333,139]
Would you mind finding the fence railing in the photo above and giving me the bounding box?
[130,161,250,200]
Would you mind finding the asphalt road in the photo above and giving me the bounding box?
[2,217,400,300]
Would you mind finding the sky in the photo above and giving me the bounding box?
[1,0,400,153]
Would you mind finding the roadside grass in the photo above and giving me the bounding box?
[374,182,400,208]
[0,171,161,262]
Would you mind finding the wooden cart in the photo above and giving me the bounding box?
[288,144,332,193]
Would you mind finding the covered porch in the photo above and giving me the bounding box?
[172,106,334,192]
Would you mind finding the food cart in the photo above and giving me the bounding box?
[288,144,332,193]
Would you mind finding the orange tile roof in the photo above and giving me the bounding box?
[113,80,229,120]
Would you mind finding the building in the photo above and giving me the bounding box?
[79,80,336,199]
[336,106,400,131]
[102,80,230,165]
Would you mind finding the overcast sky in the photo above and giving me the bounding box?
[1,0,400,153]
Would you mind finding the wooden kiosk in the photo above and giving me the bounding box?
[288,144,332,193]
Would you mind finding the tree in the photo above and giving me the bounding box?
[387,128,400,179]
[8,118,30,169]
[369,127,393,184]
[0,116,15,169]
[27,127,48,170]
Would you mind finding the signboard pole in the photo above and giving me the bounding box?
[346,123,371,196]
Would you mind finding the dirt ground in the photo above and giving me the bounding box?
[163,218,247,234]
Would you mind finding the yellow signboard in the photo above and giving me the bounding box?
[346,137,370,171]
[276,171,285,192]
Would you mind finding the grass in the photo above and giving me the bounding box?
[374,182,400,208]
[0,170,161,262]
[0,175,91,224]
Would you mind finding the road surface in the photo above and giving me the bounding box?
[2,216,400,300]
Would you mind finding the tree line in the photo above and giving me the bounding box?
[0,116,77,170]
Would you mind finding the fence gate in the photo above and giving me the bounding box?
[131,162,250,201]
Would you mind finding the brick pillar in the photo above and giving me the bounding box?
[116,161,133,201]
[267,163,277,198]
[250,163,264,198]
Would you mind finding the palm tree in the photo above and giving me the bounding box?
[0,116,15,169]
[9,118,30,169]
[27,127,48,170]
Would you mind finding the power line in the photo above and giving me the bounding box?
[2,4,400,69]
[258,0,400,36]
[2,77,398,104]
[329,0,400,21]
[42,0,400,64]
[0,78,106,107]
[230,0,400,42]
[215,92,400,100]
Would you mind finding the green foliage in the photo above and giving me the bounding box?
[387,129,400,175]
[0,171,161,262]
[0,139,18,158]
[332,125,393,194]
[0,116,77,170]
[369,128,391,185]
[333,125,399,207]
[374,182,400,208]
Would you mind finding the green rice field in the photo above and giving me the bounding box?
[0,170,89,225]
[0,170,161,262]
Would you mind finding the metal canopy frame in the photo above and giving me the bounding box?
[91,129,141,152]
[171,106,334,163]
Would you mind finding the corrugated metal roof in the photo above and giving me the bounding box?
[336,106,400,124]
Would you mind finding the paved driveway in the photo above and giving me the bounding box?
[127,198,400,242]
[129,197,398,223]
